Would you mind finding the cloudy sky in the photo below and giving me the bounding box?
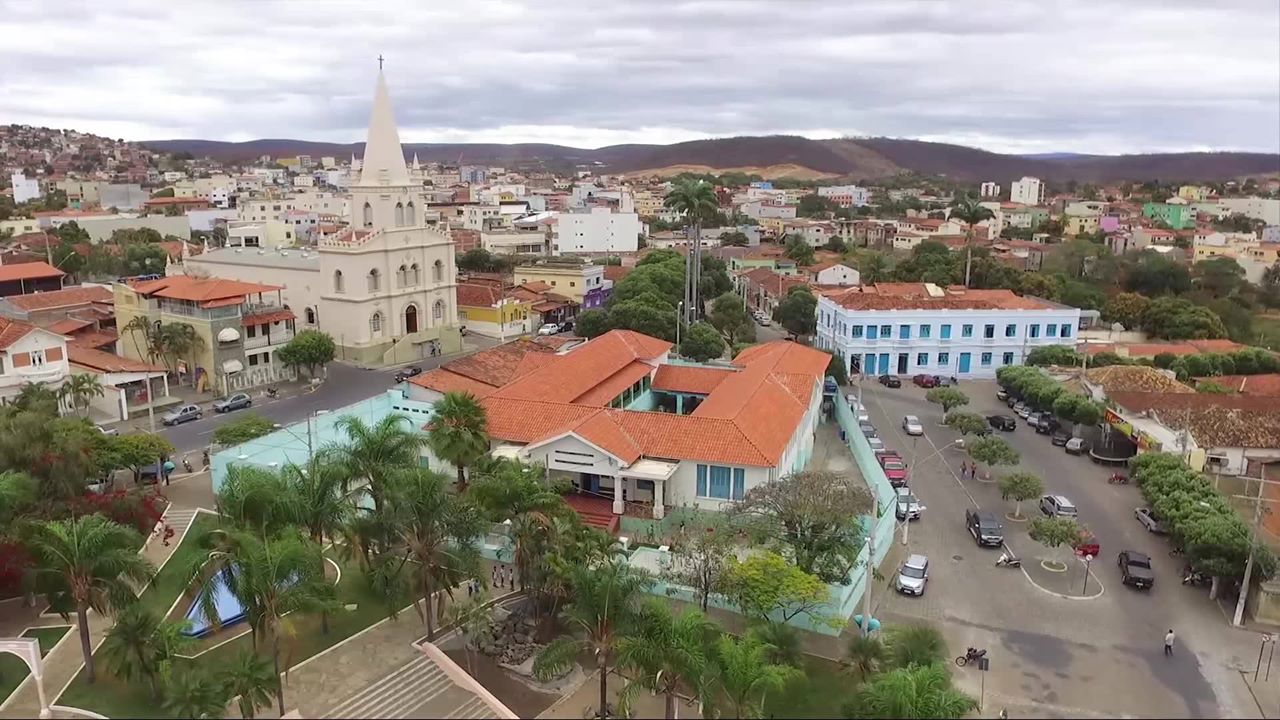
[2,0,1278,154]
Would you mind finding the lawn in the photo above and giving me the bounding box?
[0,625,71,705]
[1253,314,1280,353]
[763,653,855,719]
[57,535,392,719]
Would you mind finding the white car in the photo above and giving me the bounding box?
[896,554,929,596]
[902,415,924,436]
[845,395,870,422]
[537,323,560,336]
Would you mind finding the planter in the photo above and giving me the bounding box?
[1004,512,1028,523]
[1040,559,1068,573]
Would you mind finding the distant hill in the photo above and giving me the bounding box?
[144,135,1280,184]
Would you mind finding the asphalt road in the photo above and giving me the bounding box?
[855,376,1256,718]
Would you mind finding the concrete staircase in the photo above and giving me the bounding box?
[322,654,488,719]
[563,494,620,534]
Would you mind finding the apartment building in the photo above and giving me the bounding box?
[554,208,641,255]
[1010,177,1045,206]
[980,182,1001,198]
[513,260,610,310]
[817,185,869,208]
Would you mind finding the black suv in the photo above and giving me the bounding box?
[1035,416,1060,435]
[987,414,1017,431]
[1118,551,1155,590]
[965,509,1004,547]
[878,374,902,388]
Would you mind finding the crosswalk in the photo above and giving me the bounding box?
[322,654,493,719]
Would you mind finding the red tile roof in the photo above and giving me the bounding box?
[1,284,111,311]
[491,331,671,404]
[456,283,503,308]
[573,361,653,406]
[69,330,118,350]
[0,261,64,283]
[826,283,1057,311]
[0,317,39,350]
[651,365,735,395]
[45,318,92,334]
[67,345,164,373]
[130,275,280,307]
[1199,374,1280,396]
[241,309,295,327]
[410,368,500,399]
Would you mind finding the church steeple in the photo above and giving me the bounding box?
[357,68,410,187]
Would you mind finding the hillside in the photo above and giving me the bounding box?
[144,135,1280,184]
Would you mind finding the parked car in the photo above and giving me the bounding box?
[996,388,1009,401]
[881,457,909,487]
[878,374,902,388]
[895,487,925,520]
[161,404,202,426]
[895,554,930,596]
[845,396,870,422]
[965,508,1005,547]
[1005,395,1020,409]
[1016,406,1033,420]
[1134,507,1169,534]
[1025,411,1042,427]
[912,374,938,388]
[537,322,560,336]
[824,377,839,395]
[1065,437,1089,455]
[212,392,252,413]
[1118,551,1155,590]
[933,375,958,387]
[393,366,423,383]
[987,414,1016,432]
[1040,494,1079,519]
[867,436,886,455]
[1050,428,1072,446]
[1036,416,1060,435]
[902,415,924,436]
[559,319,574,333]
[757,316,772,326]
[859,421,878,438]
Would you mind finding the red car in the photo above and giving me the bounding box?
[880,455,909,487]
[912,374,939,388]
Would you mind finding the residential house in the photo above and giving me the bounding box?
[0,283,114,328]
[1142,201,1196,230]
[739,267,810,316]
[804,262,860,287]
[513,260,610,311]
[0,218,41,236]
[0,261,64,298]
[456,282,534,338]
[1105,392,1280,477]
[66,345,169,422]
[0,317,70,406]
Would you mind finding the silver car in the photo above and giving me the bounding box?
[902,415,924,436]
[1040,494,1078,519]
[867,436,886,455]
[162,404,202,426]
[895,487,925,520]
[1134,507,1168,534]
[896,554,929,595]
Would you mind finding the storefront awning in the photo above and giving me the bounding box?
[217,327,241,343]
[221,359,244,374]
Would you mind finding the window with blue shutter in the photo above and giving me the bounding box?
[867,325,878,340]
[696,464,707,497]
[1047,324,1058,337]
[941,324,952,339]
[732,468,745,500]
[919,324,931,338]
[899,325,910,339]
[709,466,731,499]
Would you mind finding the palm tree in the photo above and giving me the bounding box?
[848,663,977,719]
[664,179,720,321]
[857,251,893,284]
[382,467,485,640]
[24,515,155,683]
[327,414,428,513]
[533,561,653,718]
[100,605,193,697]
[58,374,105,417]
[189,529,336,714]
[844,634,887,680]
[616,601,714,719]
[220,649,277,720]
[12,382,59,413]
[707,633,799,720]
[746,621,802,668]
[282,452,349,545]
[215,465,296,537]
[948,196,995,287]
[885,624,947,670]
[425,391,489,490]
[162,667,230,719]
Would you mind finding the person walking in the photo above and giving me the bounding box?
[1164,629,1175,656]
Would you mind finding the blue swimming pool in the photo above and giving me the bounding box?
[182,567,246,638]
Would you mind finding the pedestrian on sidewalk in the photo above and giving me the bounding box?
[959,463,968,479]
[1164,629,1176,656]
[491,565,499,588]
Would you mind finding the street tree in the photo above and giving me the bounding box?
[708,633,800,720]
[730,470,874,583]
[944,411,988,437]
[1029,516,1082,567]
[1102,292,1151,330]
[680,321,726,362]
[709,292,755,344]
[426,391,490,490]
[112,433,177,483]
[949,196,995,286]
[1025,345,1081,367]
[998,471,1044,519]
[276,330,336,378]
[924,387,968,414]
[966,436,1019,479]
[773,286,817,340]
[663,517,735,612]
[211,414,275,447]
[719,551,831,625]
[1052,393,1101,427]
[574,309,612,339]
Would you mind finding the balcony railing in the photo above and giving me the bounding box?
[244,329,294,350]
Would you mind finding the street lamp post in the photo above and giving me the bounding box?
[675,301,684,351]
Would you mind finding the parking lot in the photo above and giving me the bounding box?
[852,375,1267,718]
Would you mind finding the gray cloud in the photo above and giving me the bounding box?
[0,0,1277,153]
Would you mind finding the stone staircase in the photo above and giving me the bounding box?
[322,654,490,719]
[563,494,620,534]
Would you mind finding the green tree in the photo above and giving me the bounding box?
[574,309,612,339]
[1052,393,1101,426]
[680,321,726,362]
[944,411,987,436]
[853,250,894,284]
[156,322,204,385]
[24,515,155,683]
[884,623,948,669]
[220,649,277,720]
[426,391,489,490]
[211,415,275,447]
[162,667,229,720]
[1018,272,1063,300]
[720,552,830,625]
[708,292,755,344]
[826,352,849,385]
[110,432,176,484]
[610,298,677,341]
[534,562,653,717]
[215,465,296,537]
[948,196,995,286]
[797,193,837,218]
[664,179,720,228]
[121,243,168,276]
[1141,296,1228,339]
[617,601,715,719]
[100,605,193,697]
[1102,292,1152,330]
[966,436,1019,478]
[783,235,816,266]
[328,414,428,514]
[844,634,887,680]
[850,663,977,719]
[276,330,337,378]
[1194,256,1247,298]
[718,230,750,247]
[1025,345,1082,367]
[746,621,803,667]
[663,517,735,612]
[1029,516,1083,566]
[924,387,968,414]
[999,471,1044,519]
[445,591,495,675]
[58,373,105,417]
[773,286,817,340]
[708,633,800,720]
[1124,251,1192,296]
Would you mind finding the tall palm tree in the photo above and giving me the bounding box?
[282,453,350,633]
[616,601,714,719]
[382,467,485,640]
[214,465,296,537]
[188,529,336,714]
[220,649,277,720]
[157,322,205,387]
[100,605,193,697]
[425,391,489,490]
[844,633,887,680]
[24,515,155,683]
[58,374,105,417]
[885,623,947,669]
[162,667,230,720]
[707,633,799,720]
[746,621,802,668]
[948,196,995,288]
[848,663,977,719]
[664,179,720,322]
[327,414,428,514]
[533,561,653,718]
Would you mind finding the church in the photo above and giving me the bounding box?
[181,69,462,366]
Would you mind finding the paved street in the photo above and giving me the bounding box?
[855,376,1270,719]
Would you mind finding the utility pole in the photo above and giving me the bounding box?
[1234,465,1272,627]
[862,513,876,637]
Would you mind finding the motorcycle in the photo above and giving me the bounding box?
[265,387,279,398]
[1182,566,1211,587]
[182,457,193,473]
[995,552,1022,568]
[1107,472,1129,485]
[955,647,987,667]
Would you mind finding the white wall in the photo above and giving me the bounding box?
[1010,177,1044,206]
[554,209,640,254]
[10,173,41,204]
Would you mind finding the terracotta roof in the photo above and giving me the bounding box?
[827,283,1058,311]
[0,261,64,283]
[69,330,118,350]
[515,281,553,293]
[130,275,280,307]
[1121,339,1249,358]
[1,284,111,311]
[410,368,500,399]
[1107,392,1280,449]
[409,337,561,390]
[532,300,571,312]
[45,318,92,334]
[1198,374,1280,396]
[491,331,671,404]
[67,345,164,373]
[603,265,632,283]
[1085,365,1193,395]
[651,365,735,395]
[0,317,39,350]
[573,361,653,406]
[456,283,503,308]
[241,309,295,326]
[741,267,809,297]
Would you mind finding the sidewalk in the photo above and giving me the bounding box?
[107,380,316,434]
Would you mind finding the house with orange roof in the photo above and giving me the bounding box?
[66,344,170,422]
[455,282,534,338]
[0,261,64,298]
[405,329,831,523]
[816,282,1082,378]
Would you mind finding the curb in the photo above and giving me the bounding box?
[1021,563,1105,601]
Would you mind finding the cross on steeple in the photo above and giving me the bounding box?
[378,54,384,70]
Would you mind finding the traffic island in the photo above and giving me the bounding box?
[1004,512,1029,523]
[1022,555,1105,600]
